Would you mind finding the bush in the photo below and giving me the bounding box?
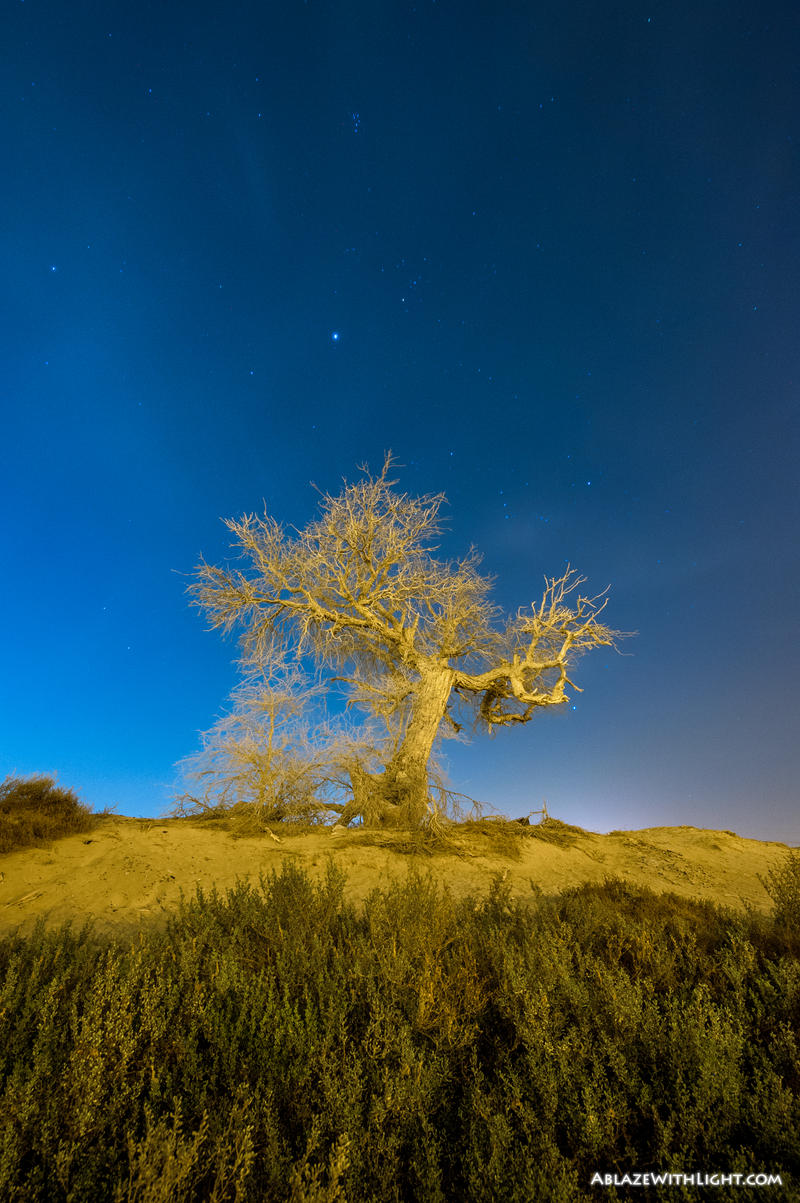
[760,849,800,936]
[0,774,107,854]
[0,863,797,1200]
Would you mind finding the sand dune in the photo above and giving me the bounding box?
[1,815,795,947]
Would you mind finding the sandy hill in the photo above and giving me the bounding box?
[1,815,795,947]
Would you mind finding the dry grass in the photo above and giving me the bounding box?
[0,775,115,855]
[0,774,590,868]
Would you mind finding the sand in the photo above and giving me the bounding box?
[0,815,795,947]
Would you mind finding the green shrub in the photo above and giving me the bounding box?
[760,849,800,936]
[0,863,797,1201]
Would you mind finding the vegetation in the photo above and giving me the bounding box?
[182,454,634,831]
[0,775,115,855]
[760,849,800,937]
[0,772,587,865]
[1,835,798,1199]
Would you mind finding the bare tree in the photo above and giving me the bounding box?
[188,453,633,830]
[172,640,348,825]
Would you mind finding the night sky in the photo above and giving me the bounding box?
[3,1,798,841]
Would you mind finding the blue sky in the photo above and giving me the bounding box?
[2,0,798,840]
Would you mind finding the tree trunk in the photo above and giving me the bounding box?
[344,664,454,829]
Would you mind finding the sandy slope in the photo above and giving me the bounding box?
[0,815,795,947]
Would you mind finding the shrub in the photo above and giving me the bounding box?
[0,774,105,854]
[0,862,797,1200]
[760,849,800,935]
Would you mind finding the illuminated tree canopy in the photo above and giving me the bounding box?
[186,454,633,829]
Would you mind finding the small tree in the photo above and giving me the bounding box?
[188,454,633,830]
[173,640,350,825]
